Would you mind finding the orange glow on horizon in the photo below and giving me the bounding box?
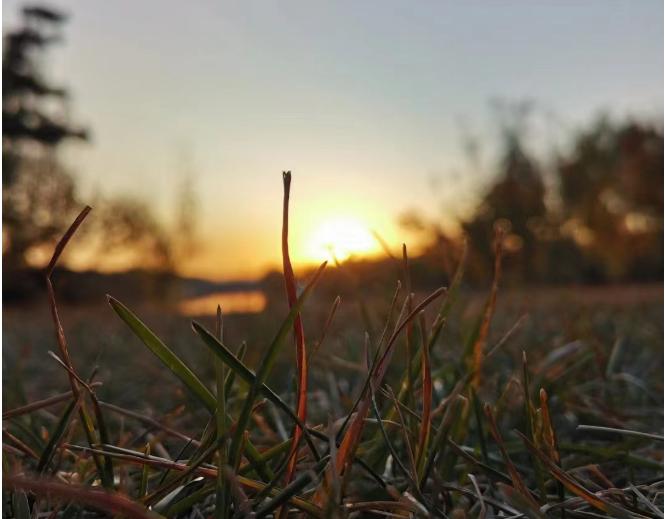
[39,200,427,280]
[45,213,418,280]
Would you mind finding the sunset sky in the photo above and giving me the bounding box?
[3,0,663,279]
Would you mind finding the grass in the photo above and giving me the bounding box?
[3,174,663,518]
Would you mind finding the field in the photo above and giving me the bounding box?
[2,203,663,519]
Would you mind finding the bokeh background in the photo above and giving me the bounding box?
[2,1,663,405]
[4,1,663,283]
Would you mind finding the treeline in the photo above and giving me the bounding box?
[417,116,663,286]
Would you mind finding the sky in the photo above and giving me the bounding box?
[3,0,663,279]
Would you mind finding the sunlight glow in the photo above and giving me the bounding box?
[302,216,379,263]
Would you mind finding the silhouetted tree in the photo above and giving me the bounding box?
[410,106,662,286]
[557,118,663,280]
[3,5,178,284]
[3,5,88,267]
[463,127,547,283]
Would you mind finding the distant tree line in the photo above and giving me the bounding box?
[416,112,663,286]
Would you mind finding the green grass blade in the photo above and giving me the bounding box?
[224,342,246,397]
[192,322,293,417]
[108,296,216,411]
[139,443,150,499]
[37,397,80,474]
[214,305,228,519]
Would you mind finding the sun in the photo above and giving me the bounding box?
[303,216,378,263]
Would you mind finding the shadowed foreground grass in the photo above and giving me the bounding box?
[3,175,663,518]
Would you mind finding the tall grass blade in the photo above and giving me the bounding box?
[45,206,114,488]
[415,311,433,480]
[227,261,326,471]
[468,231,503,387]
[280,171,309,497]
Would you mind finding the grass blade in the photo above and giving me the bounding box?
[227,261,327,471]
[108,296,216,411]
[108,297,276,482]
[11,491,30,519]
[191,321,321,461]
[214,306,227,519]
[523,351,547,501]
[5,475,160,519]
[467,231,503,387]
[45,206,114,488]
[484,403,539,509]
[515,430,634,518]
[281,171,309,494]
[316,286,445,504]
[139,443,150,499]
[255,455,330,518]
[415,311,433,480]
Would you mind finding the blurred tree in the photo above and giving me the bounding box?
[557,118,663,280]
[410,107,662,286]
[463,122,547,283]
[3,5,178,284]
[3,5,88,267]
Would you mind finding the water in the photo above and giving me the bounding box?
[177,290,267,316]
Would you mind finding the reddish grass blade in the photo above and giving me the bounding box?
[280,171,308,494]
[415,311,433,478]
[45,206,91,396]
[69,445,323,516]
[3,384,100,420]
[4,430,40,460]
[539,388,565,515]
[99,401,200,445]
[44,206,114,488]
[4,475,160,519]
[470,230,503,387]
[539,388,560,464]
[401,244,416,414]
[45,206,92,276]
